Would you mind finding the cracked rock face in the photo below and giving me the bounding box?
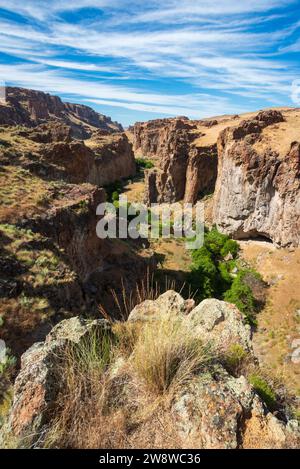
[130,118,218,204]
[0,87,123,135]
[213,111,300,247]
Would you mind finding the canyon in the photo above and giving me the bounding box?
[0,87,299,449]
[129,108,300,247]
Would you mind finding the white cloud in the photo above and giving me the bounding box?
[0,0,298,121]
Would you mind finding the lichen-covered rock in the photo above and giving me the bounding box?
[7,317,110,441]
[172,372,299,449]
[4,292,300,449]
[128,293,252,353]
[172,373,250,449]
[187,299,253,353]
[242,396,299,449]
[128,290,195,322]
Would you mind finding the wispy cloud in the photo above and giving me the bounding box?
[0,0,299,123]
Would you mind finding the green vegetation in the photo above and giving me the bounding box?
[249,374,277,410]
[188,227,239,299]
[223,343,248,375]
[73,199,89,215]
[224,269,261,325]
[105,180,123,202]
[188,227,262,325]
[135,157,154,172]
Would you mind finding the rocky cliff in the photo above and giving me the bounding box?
[131,108,300,247]
[130,117,218,204]
[0,87,123,137]
[213,109,300,247]
[39,131,136,186]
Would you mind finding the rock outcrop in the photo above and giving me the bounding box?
[131,118,218,204]
[7,317,110,439]
[6,292,299,449]
[0,87,123,136]
[213,110,300,247]
[41,133,136,186]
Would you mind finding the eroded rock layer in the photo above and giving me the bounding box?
[0,87,123,136]
[213,110,300,247]
[130,117,218,204]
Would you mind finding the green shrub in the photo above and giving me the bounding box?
[136,158,154,171]
[220,239,239,258]
[204,227,229,256]
[224,270,258,326]
[224,344,248,375]
[187,228,261,324]
[112,191,119,202]
[189,246,218,299]
[105,181,123,202]
[249,374,277,410]
[189,229,238,300]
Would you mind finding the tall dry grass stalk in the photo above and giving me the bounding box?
[99,268,196,322]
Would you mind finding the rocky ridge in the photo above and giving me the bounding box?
[0,87,123,137]
[0,89,144,358]
[130,108,300,247]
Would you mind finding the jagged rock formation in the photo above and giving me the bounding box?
[213,110,300,246]
[40,133,136,186]
[131,109,300,249]
[130,118,218,204]
[0,87,123,137]
[5,292,299,449]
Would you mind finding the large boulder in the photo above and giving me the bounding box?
[172,371,298,449]
[187,299,252,352]
[128,290,195,322]
[6,317,110,442]
[128,292,252,352]
[4,292,299,449]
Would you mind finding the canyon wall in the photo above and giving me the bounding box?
[213,110,300,247]
[40,132,136,186]
[131,117,218,204]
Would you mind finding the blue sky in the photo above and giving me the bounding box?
[0,1,299,126]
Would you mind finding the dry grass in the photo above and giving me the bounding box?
[99,269,187,322]
[43,329,125,449]
[40,308,215,448]
[0,165,50,223]
[99,268,196,323]
[132,317,214,395]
